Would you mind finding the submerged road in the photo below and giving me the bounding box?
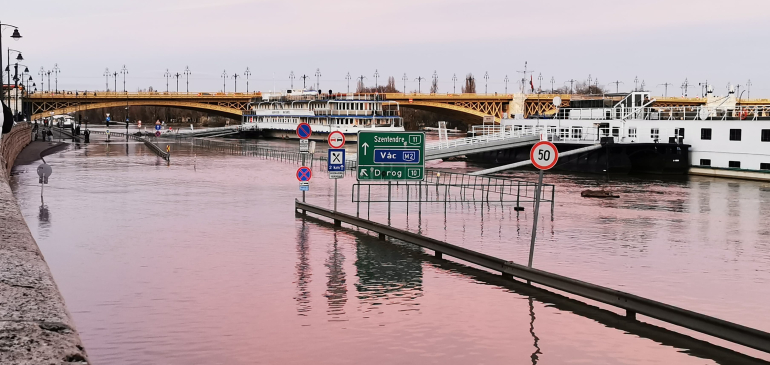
[7,136,770,364]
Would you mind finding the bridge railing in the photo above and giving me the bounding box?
[27,91,262,98]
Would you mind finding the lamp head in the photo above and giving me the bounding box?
[11,29,22,40]
[16,53,23,61]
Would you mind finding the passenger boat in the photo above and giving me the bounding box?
[469,88,770,177]
[240,90,404,142]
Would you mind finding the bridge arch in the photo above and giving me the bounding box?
[30,100,244,121]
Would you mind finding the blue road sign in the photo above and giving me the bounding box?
[155,124,162,131]
[296,123,312,139]
[328,149,346,172]
[373,149,421,164]
[300,184,309,191]
[296,166,312,182]
[106,116,110,121]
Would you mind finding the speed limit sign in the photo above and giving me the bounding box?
[530,141,559,170]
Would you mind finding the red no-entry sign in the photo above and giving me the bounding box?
[530,141,559,170]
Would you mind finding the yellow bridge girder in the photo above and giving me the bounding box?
[26,91,770,124]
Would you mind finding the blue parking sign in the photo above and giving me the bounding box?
[328,149,345,172]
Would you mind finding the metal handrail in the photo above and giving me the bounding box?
[296,200,770,354]
[426,127,544,151]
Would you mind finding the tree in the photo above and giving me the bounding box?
[430,77,438,94]
[462,73,476,94]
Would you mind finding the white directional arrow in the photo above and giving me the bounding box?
[360,169,369,177]
[361,142,369,155]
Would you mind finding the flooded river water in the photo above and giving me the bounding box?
[9,135,770,364]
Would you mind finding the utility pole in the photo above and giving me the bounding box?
[104,68,110,91]
[484,71,489,94]
[373,69,380,90]
[414,76,425,93]
[163,69,171,92]
[120,65,128,92]
[504,75,509,94]
[516,61,533,93]
[314,68,321,90]
[345,72,351,93]
[658,82,673,97]
[232,72,239,93]
[184,66,191,93]
[452,73,457,94]
[402,73,408,93]
[221,70,227,93]
[53,64,60,93]
[300,74,308,89]
[610,80,623,93]
[289,71,295,89]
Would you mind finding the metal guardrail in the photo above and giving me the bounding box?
[295,200,770,354]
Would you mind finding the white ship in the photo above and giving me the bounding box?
[472,87,770,179]
[241,90,404,142]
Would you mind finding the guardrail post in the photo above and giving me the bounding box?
[627,310,637,320]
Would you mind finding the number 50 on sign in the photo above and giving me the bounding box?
[530,141,559,170]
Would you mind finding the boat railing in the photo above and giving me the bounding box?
[426,126,545,151]
[549,105,770,121]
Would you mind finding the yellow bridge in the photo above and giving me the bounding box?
[26,91,770,124]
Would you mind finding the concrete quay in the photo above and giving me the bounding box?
[0,124,88,364]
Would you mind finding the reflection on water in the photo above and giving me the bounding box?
[354,238,422,313]
[324,232,347,319]
[295,219,312,316]
[38,195,50,233]
[528,297,541,365]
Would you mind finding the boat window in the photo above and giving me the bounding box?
[729,161,741,168]
[628,128,637,138]
[612,127,619,137]
[729,129,741,141]
[761,129,770,142]
[701,128,712,140]
[559,128,569,139]
[651,128,659,140]
[572,127,583,139]
[761,163,770,170]
[700,159,711,166]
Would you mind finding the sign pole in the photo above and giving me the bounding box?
[527,140,559,270]
[528,169,544,268]
[302,154,306,202]
[334,179,338,212]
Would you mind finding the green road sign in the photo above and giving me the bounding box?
[357,131,425,181]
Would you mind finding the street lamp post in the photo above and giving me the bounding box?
[104,68,111,91]
[53,64,60,93]
[289,71,295,90]
[232,72,239,93]
[0,22,22,109]
[113,71,118,93]
[402,73,408,94]
[414,76,425,93]
[373,69,380,90]
[5,48,22,106]
[538,73,543,93]
[315,68,321,91]
[345,72,351,93]
[163,69,171,92]
[452,73,457,94]
[484,72,489,94]
[244,67,251,93]
[221,70,228,93]
[38,66,45,94]
[432,71,437,93]
[504,75,509,94]
[550,77,555,93]
[120,65,128,92]
[174,72,180,93]
[46,70,52,93]
[184,66,191,93]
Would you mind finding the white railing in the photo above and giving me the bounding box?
[550,105,770,121]
[427,126,544,151]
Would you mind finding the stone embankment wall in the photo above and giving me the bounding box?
[0,125,89,363]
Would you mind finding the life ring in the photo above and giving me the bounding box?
[739,109,749,120]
